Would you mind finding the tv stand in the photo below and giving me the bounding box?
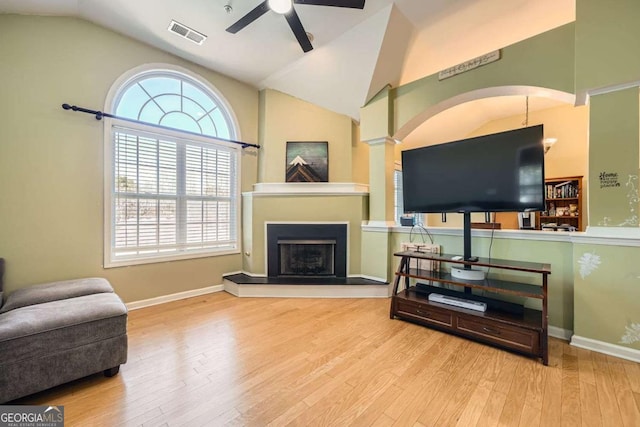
[390,251,550,365]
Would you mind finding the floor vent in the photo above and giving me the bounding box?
[168,20,207,45]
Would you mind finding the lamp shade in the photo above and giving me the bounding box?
[268,0,292,14]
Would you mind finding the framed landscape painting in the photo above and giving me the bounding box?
[286,141,328,182]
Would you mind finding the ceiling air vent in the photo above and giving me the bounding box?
[168,20,207,45]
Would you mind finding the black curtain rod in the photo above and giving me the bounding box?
[61,103,260,149]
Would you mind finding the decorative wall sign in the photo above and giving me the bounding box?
[438,50,501,80]
[599,171,621,188]
[286,141,328,182]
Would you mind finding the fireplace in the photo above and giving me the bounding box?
[267,224,347,278]
[278,239,336,276]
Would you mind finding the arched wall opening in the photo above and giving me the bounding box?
[393,86,588,230]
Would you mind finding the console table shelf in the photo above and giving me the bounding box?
[402,270,544,298]
[401,287,543,330]
[391,251,550,365]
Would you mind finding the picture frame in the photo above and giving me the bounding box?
[286,141,328,182]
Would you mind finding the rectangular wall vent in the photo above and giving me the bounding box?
[168,20,207,45]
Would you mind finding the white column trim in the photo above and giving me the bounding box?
[362,136,396,146]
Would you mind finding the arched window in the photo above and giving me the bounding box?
[104,68,240,267]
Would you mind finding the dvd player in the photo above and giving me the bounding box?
[428,293,487,312]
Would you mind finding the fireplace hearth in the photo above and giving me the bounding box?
[267,224,347,278]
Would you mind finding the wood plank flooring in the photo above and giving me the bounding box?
[14,292,640,426]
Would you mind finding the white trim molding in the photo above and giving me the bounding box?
[126,284,224,310]
[548,326,573,341]
[246,182,369,197]
[577,78,640,105]
[362,221,396,231]
[358,274,390,284]
[575,226,640,246]
[362,137,395,146]
[240,270,267,278]
[571,335,640,363]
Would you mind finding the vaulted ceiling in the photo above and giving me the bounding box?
[2,0,575,136]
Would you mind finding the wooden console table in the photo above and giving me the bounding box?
[390,251,550,365]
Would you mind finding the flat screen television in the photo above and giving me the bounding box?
[401,124,545,265]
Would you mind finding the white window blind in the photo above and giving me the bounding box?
[110,126,238,263]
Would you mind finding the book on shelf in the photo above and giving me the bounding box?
[546,181,578,199]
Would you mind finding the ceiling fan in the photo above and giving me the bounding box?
[226,0,366,53]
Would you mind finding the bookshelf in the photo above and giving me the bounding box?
[537,176,583,231]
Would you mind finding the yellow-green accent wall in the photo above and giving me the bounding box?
[387,23,575,140]
[243,195,368,276]
[573,243,640,350]
[588,88,639,227]
[0,15,259,301]
[575,0,640,94]
[258,89,354,183]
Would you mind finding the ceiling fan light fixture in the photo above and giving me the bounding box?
[268,0,293,14]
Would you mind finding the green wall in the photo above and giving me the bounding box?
[575,0,640,94]
[361,229,393,282]
[388,23,575,139]
[573,243,640,350]
[244,194,368,276]
[0,15,259,301]
[588,88,639,227]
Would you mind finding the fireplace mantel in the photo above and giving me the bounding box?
[246,182,369,197]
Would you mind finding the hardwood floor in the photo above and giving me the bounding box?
[15,292,640,426]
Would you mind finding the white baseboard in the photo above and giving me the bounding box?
[126,284,224,310]
[358,274,389,284]
[224,279,389,298]
[571,335,640,363]
[548,326,573,341]
[240,271,267,277]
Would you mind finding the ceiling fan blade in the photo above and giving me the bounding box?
[285,8,313,53]
[226,0,270,34]
[293,0,365,9]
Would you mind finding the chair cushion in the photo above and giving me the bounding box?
[0,292,127,364]
[0,277,113,314]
